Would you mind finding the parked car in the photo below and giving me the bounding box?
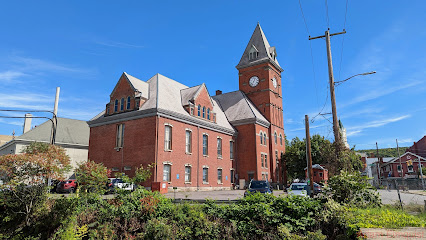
[56,179,77,193]
[313,183,323,195]
[107,178,135,193]
[287,183,308,197]
[244,180,273,197]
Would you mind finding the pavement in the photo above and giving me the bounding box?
[377,190,426,205]
[361,228,426,239]
[164,189,286,200]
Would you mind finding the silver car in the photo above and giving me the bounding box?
[287,183,308,197]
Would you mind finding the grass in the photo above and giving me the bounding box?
[344,205,426,229]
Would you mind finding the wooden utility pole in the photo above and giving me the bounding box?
[309,29,346,146]
[376,142,381,185]
[305,115,314,197]
[396,139,403,178]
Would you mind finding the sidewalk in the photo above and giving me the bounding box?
[361,228,426,239]
[406,190,426,196]
[164,189,287,201]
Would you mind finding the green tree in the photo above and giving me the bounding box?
[75,160,110,194]
[0,142,71,229]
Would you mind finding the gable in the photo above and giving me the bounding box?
[193,84,213,109]
[110,73,138,100]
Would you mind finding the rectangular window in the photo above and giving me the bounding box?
[230,141,234,159]
[264,154,268,168]
[185,166,191,182]
[164,125,172,150]
[217,169,222,184]
[408,165,414,173]
[116,124,124,148]
[319,172,323,177]
[275,150,278,161]
[230,169,235,184]
[163,164,171,182]
[203,168,208,183]
[124,166,131,171]
[126,96,131,110]
[203,134,208,156]
[120,98,124,111]
[217,138,222,158]
[261,154,264,167]
[185,130,192,153]
[397,165,402,172]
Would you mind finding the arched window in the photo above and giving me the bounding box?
[120,98,125,111]
[207,108,210,120]
[279,134,283,145]
[274,132,277,144]
[126,96,131,110]
[202,107,206,118]
[260,132,263,145]
[198,105,201,116]
[114,99,118,112]
[263,133,266,145]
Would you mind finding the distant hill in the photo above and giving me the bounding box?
[357,147,409,158]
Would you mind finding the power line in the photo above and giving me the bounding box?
[298,0,310,35]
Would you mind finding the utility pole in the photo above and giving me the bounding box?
[376,142,381,186]
[50,87,60,145]
[305,115,314,197]
[396,139,403,178]
[309,29,346,147]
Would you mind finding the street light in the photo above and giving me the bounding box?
[334,71,376,86]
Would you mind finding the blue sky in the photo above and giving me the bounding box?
[0,1,425,150]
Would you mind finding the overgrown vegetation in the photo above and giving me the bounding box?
[1,143,424,239]
[283,135,362,180]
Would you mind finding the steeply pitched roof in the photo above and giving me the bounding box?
[212,91,269,127]
[10,118,89,146]
[110,72,149,99]
[236,23,282,71]
[89,73,235,135]
[181,84,203,106]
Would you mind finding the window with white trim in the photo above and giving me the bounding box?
[397,165,402,172]
[263,133,267,145]
[198,105,201,116]
[185,166,191,182]
[164,125,172,151]
[203,134,208,156]
[114,99,118,112]
[163,164,171,182]
[207,108,210,120]
[217,138,222,158]
[126,96,131,110]
[203,167,209,183]
[279,134,283,145]
[274,132,277,144]
[185,130,192,153]
[260,132,263,145]
[217,169,223,184]
[202,106,206,118]
[120,98,125,111]
[116,124,124,148]
[261,154,264,167]
[264,154,268,168]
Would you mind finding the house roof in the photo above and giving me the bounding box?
[181,84,203,106]
[212,90,270,127]
[236,23,282,71]
[381,152,426,167]
[0,118,89,151]
[304,164,327,170]
[89,73,235,135]
[110,72,149,99]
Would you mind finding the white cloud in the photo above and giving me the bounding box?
[346,115,411,137]
[11,56,90,74]
[0,71,27,83]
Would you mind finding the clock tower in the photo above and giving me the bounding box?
[236,23,286,183]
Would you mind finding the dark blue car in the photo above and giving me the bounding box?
[244,180,273,197]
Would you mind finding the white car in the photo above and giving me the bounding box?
[287,183,309,197]
[109,178,135,191]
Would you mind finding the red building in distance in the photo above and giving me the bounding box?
[88,23,286,190]
[304,164,329,184]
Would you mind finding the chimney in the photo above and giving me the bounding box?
[216,90,222,95]
[23,113,32,134]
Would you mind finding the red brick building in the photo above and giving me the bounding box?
[380,152,426,179]
[88,23,286,190]
[406,135,426,158]
[304,164,329,184]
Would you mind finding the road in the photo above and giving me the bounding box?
[377,190,426,205]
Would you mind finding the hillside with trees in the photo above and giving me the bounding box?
[357,147,408,157]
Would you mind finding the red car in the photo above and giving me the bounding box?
[56,179,78,193]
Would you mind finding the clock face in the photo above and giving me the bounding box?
[249,76,259,87]
[272,77,277,88]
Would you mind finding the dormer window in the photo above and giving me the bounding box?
[114,99,118,112]
[207,108,210,120]
[248,45,259,60]
[202,107,206,118]
[126,96,131,110]
[120,98,125,111]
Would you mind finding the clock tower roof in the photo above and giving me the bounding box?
[236,23,282,72]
